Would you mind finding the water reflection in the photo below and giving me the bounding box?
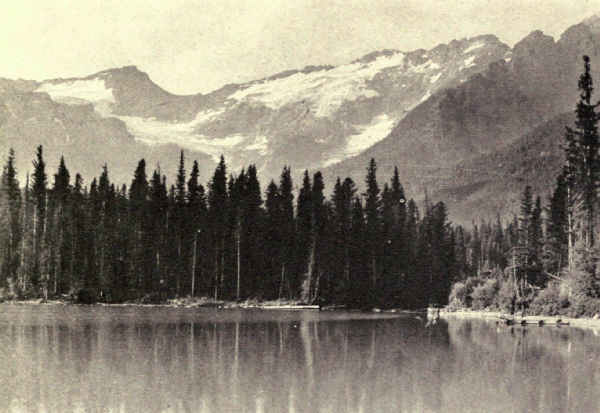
[0,305,599,412]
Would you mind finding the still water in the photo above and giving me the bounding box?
[0,305,599,413]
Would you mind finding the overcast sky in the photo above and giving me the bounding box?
[2,0,600,94]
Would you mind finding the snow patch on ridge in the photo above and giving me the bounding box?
[411,60,441,74]
[463,56,477,69]
[36,79,115,105]
[245,135,269,155]
[323,157,342,167]
[430,73,442,84]
[464,41,485,54]
[115,109,244,162]
[346,114,396,156]
[228,52,406,117]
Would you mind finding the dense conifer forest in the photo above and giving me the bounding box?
[0,148,459,308]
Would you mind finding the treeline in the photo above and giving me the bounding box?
[0,150,462,308]
[449,56,600,317]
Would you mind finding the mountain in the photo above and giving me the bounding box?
[0,35,508,185]
[3,16,600,224]
[323,16,600,223]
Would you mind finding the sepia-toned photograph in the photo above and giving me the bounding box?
[2,1,600,411]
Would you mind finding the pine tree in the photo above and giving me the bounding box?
[97,166,117,299]
[278,166,295,298]
[31,146,47,291]
[174,151,187,296]
[330,177,356,304]
[430,202,451,306]
[308,171,326,304]
[546,172,569,274]
[86,178,100,295]
[564,55,600,249]
[240,165,263,298]
[0,149,22,288]
[129,159,150,297]
[349,196,368,308]
[295,171,312,299]
[363,158,381,301]
[519,185,533,251]
[149,169,169,296]
[208,156,228,299]
[529,196,544,285]
[187,160,206,297]
[265,180,282,299]
[51,157,72,295]
[403,199,419,307]
[70,174,87,291]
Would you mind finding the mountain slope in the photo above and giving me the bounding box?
[1,35,508,185]
[428,112,570,224]
[323,16,600,222]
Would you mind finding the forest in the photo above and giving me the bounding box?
[0,147,458,308]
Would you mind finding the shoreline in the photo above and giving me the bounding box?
[0,297,429,314]
[0,296,310,308]
[438,308,600,331]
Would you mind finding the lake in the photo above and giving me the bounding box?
[0,305,599,413]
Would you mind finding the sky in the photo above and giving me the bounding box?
[2,0,600,94]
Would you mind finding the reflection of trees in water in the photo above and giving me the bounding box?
[446,319,600,412]
[3,309,600,412]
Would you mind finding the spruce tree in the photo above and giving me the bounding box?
[330,177,356,303]
[241,165,263,298]
[0,149,21,287]
[129,160,150,297]
[278,166,295,297]
[363,158,381,300]
[174,151,187,296]
[295,171,313,299]
[265,180,282,299]
[31,146,47,291]
[208,156,228,299]
[186,160,206,297]
[564,55,600,249]
[546,172,569,274]
[149,169,169,295]
[52,157,72,295]
[70,174,87,291]
[309,171,326,304]
[529,196,544,282]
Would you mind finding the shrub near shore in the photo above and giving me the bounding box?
[447,276,600,318]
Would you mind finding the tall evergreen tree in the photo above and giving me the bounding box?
[364,158,381,297]
[265,180,282,299]
[174,151,187,296]
[149,169,169,296]
[51,157,72,295]
[348,196,369,308]
[278,166,295,297]
[129,159,151,297]
[295,171,313,299]
[31,146,47,290]
[240,165,263,298]
[0,149,22,288]
[564,55,600,249]
[70,174,87,291]
[546,172,569,274]
[187,160,206,297]
[208,156,228,299]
